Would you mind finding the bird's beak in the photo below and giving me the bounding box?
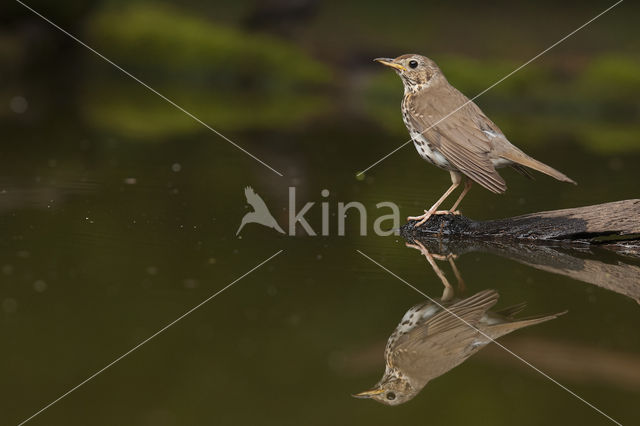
[352,388,385,399]
[374,57,406,71]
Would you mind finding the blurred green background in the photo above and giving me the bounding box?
[0,1,638,425]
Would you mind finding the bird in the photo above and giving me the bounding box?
[236,186,285,235]
[353,289,566,405]
[375,54,576,227]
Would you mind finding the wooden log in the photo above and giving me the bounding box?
[401,199,640,246]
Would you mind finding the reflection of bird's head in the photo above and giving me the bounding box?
[374,54,444,92]
[352,375,417,406]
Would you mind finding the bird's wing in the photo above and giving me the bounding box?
[408,88,507,193]
[396,290,499,344]
[390,290,499,385]
[244,186,270,211]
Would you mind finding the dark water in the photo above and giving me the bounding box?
[2,1,640,425]
[2,119,639,425]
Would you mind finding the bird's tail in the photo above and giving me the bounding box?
[500,151,576,185]
[493,302,528,319]
[488,310,568,339]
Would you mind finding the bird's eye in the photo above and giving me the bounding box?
[386,392,396,400]
[409,60,418,69]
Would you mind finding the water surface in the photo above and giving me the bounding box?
[2,2,639,425]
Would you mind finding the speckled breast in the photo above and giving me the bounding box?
[401,98,453,171]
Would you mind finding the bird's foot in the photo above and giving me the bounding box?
[408,210,450,227]
[407,211,432,227]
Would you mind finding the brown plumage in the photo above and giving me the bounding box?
[375,54,576,226]
[353,289,567,405]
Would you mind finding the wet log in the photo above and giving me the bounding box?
[401,199,640,249]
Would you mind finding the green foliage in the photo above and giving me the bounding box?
[437,56,549,95]
[81,3,333,138]
[579,55,640,101]
[83,82,330,138]
[87,3,331,87]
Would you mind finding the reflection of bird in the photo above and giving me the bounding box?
[375,54,576,227]
[353,289,566,405]
[236,187,285,236]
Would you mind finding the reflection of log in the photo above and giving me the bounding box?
[484,243,640,303]
[402,200,640,252]
[404,236,640,303]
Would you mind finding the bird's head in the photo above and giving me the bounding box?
[374,54,443,92]
[352,375,417,406]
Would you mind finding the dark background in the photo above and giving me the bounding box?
[1,1,639,425]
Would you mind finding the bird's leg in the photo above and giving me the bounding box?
[447,255,466,293]
[405,240,455,301]
[407,183,458,222]
[432,252,465,293]
[409,171,462,227]
[446,178,472,215]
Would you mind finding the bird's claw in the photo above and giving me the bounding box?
[408,210,451,227]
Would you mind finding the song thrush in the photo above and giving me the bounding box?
[353,289,566,405]
[375,54,576,226]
